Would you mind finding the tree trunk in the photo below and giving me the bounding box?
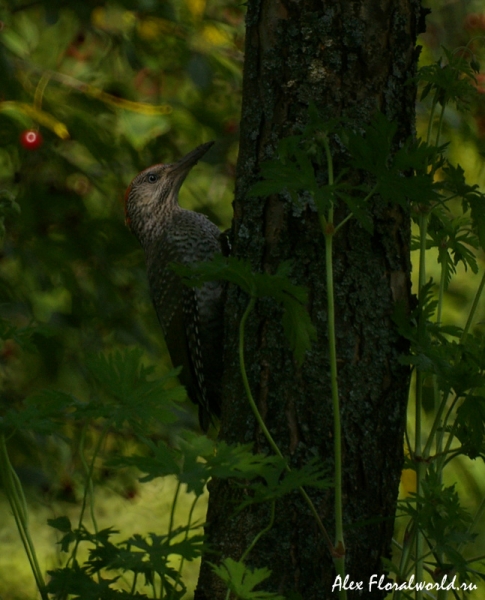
[196,1,424,598]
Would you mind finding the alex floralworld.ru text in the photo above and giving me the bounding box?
[332,574,477,593]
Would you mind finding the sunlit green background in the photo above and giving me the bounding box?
[0,0,484,598]
[399,3,485,598]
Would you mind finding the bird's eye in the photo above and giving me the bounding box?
[147,173,158,183]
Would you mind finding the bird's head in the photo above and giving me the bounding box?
[124,141,214,239]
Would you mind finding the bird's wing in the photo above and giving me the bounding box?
[182,284,214,430]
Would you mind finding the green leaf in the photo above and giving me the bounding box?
[113,432,296,500]
[46,563,126,599]
[237,458,331,510]
[81,349,186,431]
[455,395,485,459]
[172,256,316,364]
[1,389,79,436]
[211,558,285,600]
[48,516,72,533]
[416,47,478,111]
[345,112,397,178]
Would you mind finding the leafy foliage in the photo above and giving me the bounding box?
[1,348,185,436]
[400,468,476,580]
[113,432,330,506]
[46,519,204,600]
[82,349,186,431]
[173,255,317,364]
[211,558,285,600]
[417,46,479,111]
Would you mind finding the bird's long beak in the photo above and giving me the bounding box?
[168,141,215,176]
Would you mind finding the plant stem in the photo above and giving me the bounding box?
[458,491,485,554]
[223,503,276,600]
[69,421,110,566]
[462,270,485,341]
[426,99,437,146]
[433,250,447,586]
[435,103,446,148]
[333,182,380,236]
[423,255,448,461]
[332,211,353,234]
[325,231,345,563]
[0,435,48,600]
[322,136,346,585]
[422,387,449,460]
[241,501,276,563]
[436,251,447,326]
[238,296,335,555]
[171,492,200,599]
[394,521,416,600]
[415,211,429,600]
[168,479,181,541]
[239,296,282,461]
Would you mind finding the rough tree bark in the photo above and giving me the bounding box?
[196,1,425,598]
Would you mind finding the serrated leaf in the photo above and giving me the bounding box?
[211,558,285,600]
[82,349,186,431]
[237,458,331,510]
[173,256,316,363]
[0,389,79,436]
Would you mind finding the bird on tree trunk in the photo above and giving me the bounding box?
[124,142,224,430]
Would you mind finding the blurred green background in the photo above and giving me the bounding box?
[402,3,485,597]
[0,1,240,597]
[0,0,484,598]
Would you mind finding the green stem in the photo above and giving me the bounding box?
[462,270,485,341]
[436,402,460,474]
[435,103,446,148]
[163,479,182,599]
[436,250,447,326]
[171,492,199,599]
[241,501,275,563]
[239,296,283,461]
[426,98,438,147]
[394,521,417,600]
[329,176,377,237]
[415,212,430,600]
[422,388,449,460]
[423,254,448,462]
[464,552,485,564]
[69,421,110,566]
[324,134,334,188]
[325,231,344,561]
[321,135,346,592]
[168,479,181,541]
[0,435,48,600]
[130,571,138,595]
[227,504,276,600]
[238,296,335,555]
[459,494,485,554]
[333,211,353,235]
[224,502,276,600]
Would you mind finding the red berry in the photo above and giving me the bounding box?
[20,129,43,150]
